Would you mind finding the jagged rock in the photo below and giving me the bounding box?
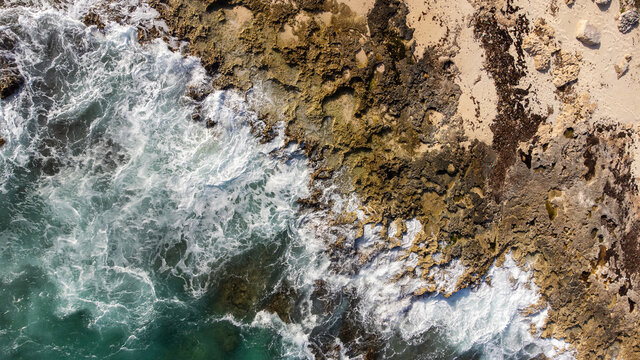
[595,0,610,6]
[0,30,24,99]
[0,33,16,51]
[614,54,632,78]
[523,18,558,71]
[149,0,640,357]
[576,20,601,46]
[0,67,24,99]
[618,10,639,34]
[552,51,581,88]
[82,11,105,30]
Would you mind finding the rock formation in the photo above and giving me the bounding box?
[139,0,640,357]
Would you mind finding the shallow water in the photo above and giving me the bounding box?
[0,1,574,359]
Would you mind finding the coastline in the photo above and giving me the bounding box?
[141,0,640,357]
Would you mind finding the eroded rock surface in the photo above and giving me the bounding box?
[147,0,640,358]
[0,30,23,99]
[618,9,639,34]
[523,18,558,71]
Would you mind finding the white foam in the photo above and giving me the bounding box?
[400,255,574,358]
[305,203,575,358]
[427,258,466,295]
[252,311,314,359]
[0,3,311,343]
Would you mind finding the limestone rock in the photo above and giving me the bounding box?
[523,18,558,71]
[552,51,581,88]
[576,20,601,46]
[618,10,639,34]
[594,0,610,6]
[0,64,24,99]
[614,54,632,78]
[149,0,640,357]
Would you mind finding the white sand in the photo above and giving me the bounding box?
[520,0,640,126]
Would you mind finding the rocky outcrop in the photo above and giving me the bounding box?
[552,50,581,88]
[147,0,640,358]
[0,68,22,99]
[523,18,558,71]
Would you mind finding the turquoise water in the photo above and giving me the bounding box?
[0,5,315,359]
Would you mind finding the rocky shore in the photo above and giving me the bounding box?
[40,0,640,357]
[0,30,23,100]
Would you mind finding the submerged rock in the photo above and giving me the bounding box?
[618,10,639,34]
[0,31,24,99]
[0,67,23,99]
[263,282,297,323]
[206,239,288,320]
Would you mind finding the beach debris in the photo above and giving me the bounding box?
[614,54,632,78]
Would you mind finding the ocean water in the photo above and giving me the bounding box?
[0,1,575,359]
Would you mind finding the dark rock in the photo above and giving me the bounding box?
[0,31,23,99]
[0,67,24,99]
[618,10,639,34]
[0,31,16,51]
[82,11,105,30]
[184,85,211,101]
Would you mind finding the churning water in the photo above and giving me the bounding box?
[0,3,315,358]
[0,1,574,359]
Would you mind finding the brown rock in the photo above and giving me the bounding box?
[552,50,581,88]
[82,11,105,30]
[147,0,640,358]
[0,67,23,99]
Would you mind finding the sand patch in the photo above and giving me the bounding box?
[520,0,640,126]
